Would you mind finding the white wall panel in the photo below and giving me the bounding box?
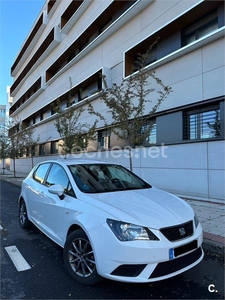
[209,170,225,200]
[156,50,202,85]
[139,167,209,197]
[208,141,225,170]
[140,143,208,169]
[202,38,225,72]
[158,75,203,111]
[203,67,225,100]
[111,63,123,82]
[140,0,199,38]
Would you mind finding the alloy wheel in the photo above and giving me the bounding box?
[68,237,96,278]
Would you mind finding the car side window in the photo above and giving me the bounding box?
[33,163,51,184]
[45,164,75,197]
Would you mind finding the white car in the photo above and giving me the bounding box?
[19,159,204,285]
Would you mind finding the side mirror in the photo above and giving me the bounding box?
[48,184,65,200]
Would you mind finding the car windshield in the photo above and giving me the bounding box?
[68,164,151,193]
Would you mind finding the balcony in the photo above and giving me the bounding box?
[124,0,224,77]
[46,0,152,84]
[61,0,91,34]
[9,77,45,117]
[10,26,61,97]
[47,0,60,17]
[11,12,48,77]
[21,67,110,128]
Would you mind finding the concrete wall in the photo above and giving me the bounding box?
[10,140,225,203]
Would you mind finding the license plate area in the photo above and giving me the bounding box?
[169,240,198,259]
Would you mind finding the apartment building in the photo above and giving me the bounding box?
[9,0,225,202]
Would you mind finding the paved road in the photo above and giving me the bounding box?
[0,179,224,299]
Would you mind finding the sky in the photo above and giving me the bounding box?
[0,0,46,107]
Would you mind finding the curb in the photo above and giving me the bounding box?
[0,176,24,186]
[203,232,224,259]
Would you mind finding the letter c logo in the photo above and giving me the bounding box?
[208,284,215,293]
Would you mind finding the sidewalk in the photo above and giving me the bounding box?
[1,169,224,257]
[186,199,225,258]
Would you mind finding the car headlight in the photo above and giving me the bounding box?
[107,219,159,241]
[194,214,200,228]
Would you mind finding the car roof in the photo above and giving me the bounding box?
[37,159,118,166]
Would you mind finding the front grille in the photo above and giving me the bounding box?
[160,220,193,241]
[149,247,203,279]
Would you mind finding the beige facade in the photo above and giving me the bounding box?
[9,0,225,202]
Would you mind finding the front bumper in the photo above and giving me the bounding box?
[89,222,204,283]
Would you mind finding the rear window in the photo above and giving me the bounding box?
[33,163,51,184]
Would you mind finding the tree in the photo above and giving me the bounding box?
[21,126,40,168]
[89,43,172,171]
[53,78,97,157]
[0,135,10,174]
[7,118,23,177]
[206,110,220,138]
[7,118,39,176]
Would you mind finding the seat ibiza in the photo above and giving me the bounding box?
[19,159,204,284]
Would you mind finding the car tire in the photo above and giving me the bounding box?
[19,200,32,229]
[64,229,101,285]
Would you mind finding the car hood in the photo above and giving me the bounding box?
[83,187,194,229]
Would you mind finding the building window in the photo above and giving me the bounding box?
[51,141,59,154]
[26,147,30,157]
[183,12,218,45]
[39,143,46,155]
[141,121,157,145]
[99,18,113,34]
[133,45,157,72]
[98,129,111,149]
[31,145,36,157]
[19,148,24,157]
[183,105,220,140]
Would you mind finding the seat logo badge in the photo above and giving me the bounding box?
[179,227,186,236]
